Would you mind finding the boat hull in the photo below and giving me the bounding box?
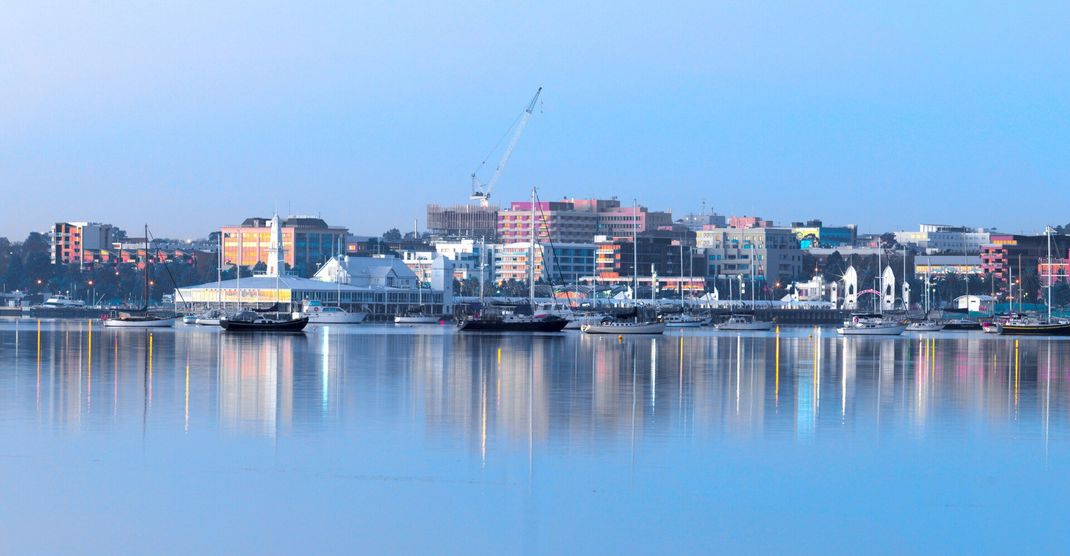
[664,318,709,328]
[195,318,221,326]
[942,321,982,331]
[394,315,445,324]
[999,323,1070,336]
[219,317,309,332]
[836,325,906,336]
[307,313,367,324]
[582,322,666,335]
[103,317,177,328]
[716,321,773,331]
[458,318,568,332]
[906,323,945,332]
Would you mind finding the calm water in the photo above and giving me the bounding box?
[0,319,1068,554]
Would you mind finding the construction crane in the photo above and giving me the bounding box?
[470,87,542,207]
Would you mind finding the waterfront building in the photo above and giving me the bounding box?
[426,204,499,240]
[696,227,802,281]
[595,231,703,282]
[790,220,857,249]
[399,247,436,284]
[980,234,1058,286]
[495,242,595,284]
[893,224,991,254]
[50,222,120,266]
[914,255,983,276]
[220,216,347,277]
[177,253,452,321]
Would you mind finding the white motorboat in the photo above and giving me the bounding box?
[716,314,773,331]
[663,314,709,328]
[582,320,666,335]
[394,314,446,324]
[42,294,85,308]
[194,309,225,326]
[836,314,906,336]
[182,315,197,324]
[303,300,366,324]
[906,320,945,332]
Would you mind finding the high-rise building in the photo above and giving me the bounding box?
[981,234,1061,286]
[50,222,120,265]
[221,216,348,277]
[497,197,672,243]
[426,204,499,240]
[696,227,802,281]
[495,242,596,285]
[497,201,598,244]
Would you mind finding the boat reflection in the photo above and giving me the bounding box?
[4,322,1070,453]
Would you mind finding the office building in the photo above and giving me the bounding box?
[696,227,802,281]
[221,216,348,277]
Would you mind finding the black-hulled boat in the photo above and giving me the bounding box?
[220,311,309,332]
[455,314,569,331]
[942,318,983,331]
[999,318,1070,336]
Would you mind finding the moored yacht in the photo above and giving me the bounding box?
[220,310,309,332]
[663,313,710,328]
[906,320,945,332]
[836,314,906,336]
[716,313,773,331]
[581,319,666,335]
[303,300,366,324]
[42,294,85,308]
[194,308,226,326]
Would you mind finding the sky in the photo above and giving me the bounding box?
[2,1,1068,240]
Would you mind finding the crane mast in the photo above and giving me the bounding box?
[470,87,542,207]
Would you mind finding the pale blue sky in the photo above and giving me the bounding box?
[2,2,1068,239]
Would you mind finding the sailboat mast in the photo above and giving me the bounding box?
[632,198,638,306]
[143,223,149,307]
[1047,226,1053,322]
[529,187,536,306]
[479,236,486,306]
[217,231,222,308]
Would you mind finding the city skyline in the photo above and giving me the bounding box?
[4,3,1069,239]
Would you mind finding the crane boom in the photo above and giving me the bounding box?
[470,87,542,207]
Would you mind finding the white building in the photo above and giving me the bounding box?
[431,239,497,282]
[894,224,991,254]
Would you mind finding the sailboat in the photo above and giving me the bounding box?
[837,247,905,335]
[1001,227,1070,336]
[459,187,568,333]
[716,269,772,331]
[907,248,944,331]
[220,214,308,333]
[583,198,665,335]
[664,235,710,328]
[104,225,177,328]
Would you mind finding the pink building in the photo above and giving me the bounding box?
[728,215,773,229]
[496,197,672,243]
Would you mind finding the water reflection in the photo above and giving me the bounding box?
[1,321,1069,451]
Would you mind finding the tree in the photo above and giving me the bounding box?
[879,233,900,249]
[382,228,402,242]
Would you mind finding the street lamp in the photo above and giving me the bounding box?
[87,280,94,306]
